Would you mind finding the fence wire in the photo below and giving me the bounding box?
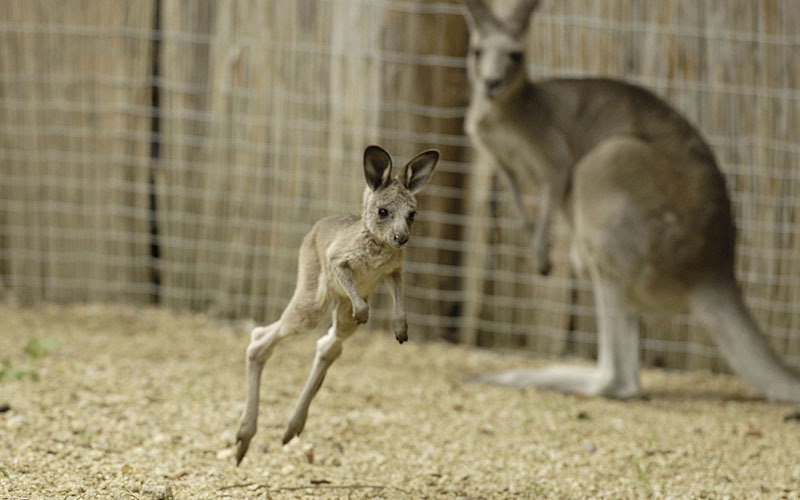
[0,0,798,371]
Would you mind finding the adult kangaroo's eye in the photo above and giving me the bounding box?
[378,208,389,218]
[510,51,523,63]
[408,211,417,222]
[471,48,482,58]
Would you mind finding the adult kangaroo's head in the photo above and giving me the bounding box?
[462,0,540,100]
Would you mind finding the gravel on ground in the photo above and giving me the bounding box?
[1,303,799,499]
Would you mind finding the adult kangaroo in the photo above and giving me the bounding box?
[462,0,800,402]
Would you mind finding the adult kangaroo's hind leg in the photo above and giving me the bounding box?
[474,263,641,398]
[283,303,359,445]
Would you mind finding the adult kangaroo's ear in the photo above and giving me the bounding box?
[363,145,393,191]
[505,0,540,36]
[462,0,500,33]
[402,150,439,193]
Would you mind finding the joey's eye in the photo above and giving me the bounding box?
[471,48,482,58]
[408,211,417,222]
[510,51,523,63]
[378,208,389,218]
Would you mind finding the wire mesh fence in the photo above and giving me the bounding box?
[1,0,798,371]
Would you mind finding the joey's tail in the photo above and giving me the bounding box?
[690,280,800,403]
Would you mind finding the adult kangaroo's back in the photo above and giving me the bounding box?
[463,0,800,402]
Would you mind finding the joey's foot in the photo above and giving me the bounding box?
[353,303,369,324]
[282,414,307,445]
[235,429,254,466]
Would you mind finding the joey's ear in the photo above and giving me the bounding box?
[505,0,540,36]
[363,145,393,191]
[401,150,439,193]
[462,0,500,33]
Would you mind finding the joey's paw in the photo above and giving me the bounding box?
[531,232,552,276]
[393,318,408,344]
[537,258,552,276]
[533,246,551,276]
[353,303,369,324]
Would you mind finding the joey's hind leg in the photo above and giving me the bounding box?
[236,321,280,464]
[235,304,326,464]
[283,305,358,445]
[475,268,641,399]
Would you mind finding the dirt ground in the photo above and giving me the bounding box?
[1,303,799,499]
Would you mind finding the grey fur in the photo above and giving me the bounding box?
[234,146,439,464]
[463,0,800,402]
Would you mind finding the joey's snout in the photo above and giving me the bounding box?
[485,79,503,98]
[392,233,409,247]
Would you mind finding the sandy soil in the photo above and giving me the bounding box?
[1,303,799,499]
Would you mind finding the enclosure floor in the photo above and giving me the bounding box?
[1,303,799,499]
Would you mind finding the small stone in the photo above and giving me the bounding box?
[160,485,174,500]
[219,430,236,446]
[581,441,597,453]
[783,411,800,422]
[303,444,314,464]
[6,415,28,428]
[152,433,170,445]
[745,424,763,438]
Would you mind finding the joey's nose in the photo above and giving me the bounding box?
[485,79,502,96]
[393,234,409,246]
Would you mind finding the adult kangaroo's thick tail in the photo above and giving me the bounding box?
[691,280,800,403]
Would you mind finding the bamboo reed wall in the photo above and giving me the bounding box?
[0,0,798,372]
[0,0,155,304]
